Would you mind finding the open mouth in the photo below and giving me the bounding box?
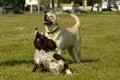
[44,15,52,25]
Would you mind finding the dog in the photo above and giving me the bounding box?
[44,12,81,63]
[32,29,72,75]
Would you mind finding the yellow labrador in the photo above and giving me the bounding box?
[44,12,81,63]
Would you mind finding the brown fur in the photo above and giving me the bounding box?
[34,31,56,51]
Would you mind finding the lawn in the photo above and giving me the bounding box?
[0,13,120,80]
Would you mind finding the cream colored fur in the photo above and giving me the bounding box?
[45,12,81,63]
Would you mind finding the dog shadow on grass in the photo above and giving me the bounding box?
[81,58,99,63]
[0,59,33,66]
[68,58,99,64]
[0,58,99,66]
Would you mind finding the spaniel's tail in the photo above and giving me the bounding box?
[66,69,73,75]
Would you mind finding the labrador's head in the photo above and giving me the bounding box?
[44,11,60,26]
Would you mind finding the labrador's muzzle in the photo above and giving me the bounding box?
[44,12,52,25]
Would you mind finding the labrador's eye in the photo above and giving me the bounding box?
[50,15,53,17]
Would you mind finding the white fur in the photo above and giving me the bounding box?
[66,69,73,75]
[45,13,81,63]
[34,49,72,75]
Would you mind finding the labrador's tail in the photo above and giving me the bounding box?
[70,14,80,29]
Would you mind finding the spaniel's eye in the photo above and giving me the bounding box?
[41,35,44,38]
[37,38,39,41]
[41,36,43,38]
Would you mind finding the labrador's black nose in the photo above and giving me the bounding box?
[44,11,48,14]
[44,15,47,21]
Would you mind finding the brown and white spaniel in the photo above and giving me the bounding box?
[32,28,72,75]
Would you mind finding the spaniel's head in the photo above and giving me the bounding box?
[34,28,56,51]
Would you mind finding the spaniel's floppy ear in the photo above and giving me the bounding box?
[55,18,61,25]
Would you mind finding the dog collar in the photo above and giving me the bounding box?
[47,27,59,34]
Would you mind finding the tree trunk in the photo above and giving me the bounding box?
[90,4,94,12]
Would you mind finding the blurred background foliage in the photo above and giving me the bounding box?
[0,0,102,10]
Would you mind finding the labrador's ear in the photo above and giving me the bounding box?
[55,18,61,25]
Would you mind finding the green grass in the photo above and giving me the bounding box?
[0,13,120,80]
